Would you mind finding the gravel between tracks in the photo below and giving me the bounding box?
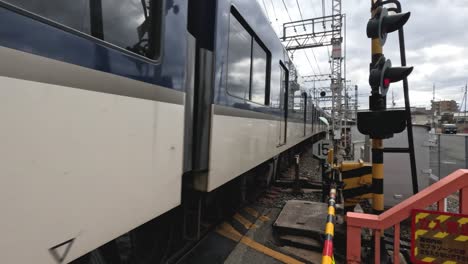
[257,147,323,209]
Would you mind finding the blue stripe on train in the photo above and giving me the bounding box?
[0,5,187,92]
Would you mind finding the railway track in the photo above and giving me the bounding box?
[174,147,341,264]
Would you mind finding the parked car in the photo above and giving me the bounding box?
[442,124,458,134]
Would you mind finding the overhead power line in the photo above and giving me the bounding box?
[281,0,297,32]
[310,48,323,75]
[261,0,271,23]
[268,0,282,33]
[281,0,293,21]
[303,50,317,76]
[269,0,279,22]
[295,0,306,31]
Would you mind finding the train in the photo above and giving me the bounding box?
[0,0,328,263]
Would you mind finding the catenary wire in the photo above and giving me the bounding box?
[261,0,272,23]
[295,0,306,30]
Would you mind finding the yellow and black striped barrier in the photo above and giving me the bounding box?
[322,186,337,264]
[340,161,373,211]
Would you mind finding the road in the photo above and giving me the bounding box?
[435,134,467,178]
[351,126,467,207]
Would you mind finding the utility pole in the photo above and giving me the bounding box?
[465,83,467,132]
[355,85,358,120]
[432,83,436,130]
[331,0,343,143]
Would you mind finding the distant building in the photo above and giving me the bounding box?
[454,112,468,122]
[411,107,432,126]
[454,112,468,132]
[431,100,458,114]
[411,107,431,126]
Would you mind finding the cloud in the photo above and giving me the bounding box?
[258,0,468,109]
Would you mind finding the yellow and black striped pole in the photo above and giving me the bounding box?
[370,0,385,215]
[371,139,384,214]
[321,186,336,264]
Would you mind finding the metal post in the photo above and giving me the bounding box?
[355,85,358,120]
[438,134,441,179]
[464,83,467,132]
[432,83,436,130]
[294,154,301,193]
[364,135,371,162]
[344,86,348,150]
[395,6,419,194]
[321,159,327,202]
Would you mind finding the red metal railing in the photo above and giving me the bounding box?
[346,169,468,264]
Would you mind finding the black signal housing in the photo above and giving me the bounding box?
[367,7,411,46]
[357,110,406,139]
[369,59,413,96]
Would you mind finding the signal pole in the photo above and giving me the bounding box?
[360,0,412,214]
[369,2,385,215]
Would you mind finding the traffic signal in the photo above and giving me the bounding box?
[369,58,413,96]
[367,7,411,46]
[358,3,413,139]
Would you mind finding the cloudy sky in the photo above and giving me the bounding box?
[256,0,468,110]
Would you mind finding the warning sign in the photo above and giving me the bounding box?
[411,209,468,263]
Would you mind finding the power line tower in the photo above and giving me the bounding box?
[281,0,344,143]
[330,0,343,140]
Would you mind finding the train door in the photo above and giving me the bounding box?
[279,62,288,146]
[187,0,216,174]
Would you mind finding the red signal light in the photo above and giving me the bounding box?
[384,78,391,87]
[369,59,413,96]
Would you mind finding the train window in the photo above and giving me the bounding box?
[226,14,252,100]
[3,0,91,34]
[227,9,271,105]
[269,65,281,109]
[250,40,268,104]
[293,91,304,114]
[2,0,162,59]
[101,0,161,59]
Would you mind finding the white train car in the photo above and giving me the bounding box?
[0,0,327,263]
